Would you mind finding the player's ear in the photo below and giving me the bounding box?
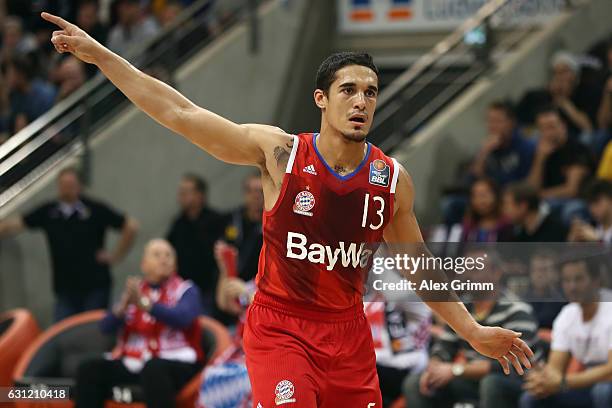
[314,89,327,110]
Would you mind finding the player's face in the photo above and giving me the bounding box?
[57,172,81,202]
[317,65,378,142]
[141,240,176,284]
[561,262,598,303]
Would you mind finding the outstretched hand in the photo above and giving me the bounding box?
[468,325,534,375]
[41,12,102,64]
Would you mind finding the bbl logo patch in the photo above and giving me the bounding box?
[275,380,296,405]
[369,159,390,187]
[293,190,315,217]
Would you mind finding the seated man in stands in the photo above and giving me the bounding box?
[523,250,566,329]
[470,101,535,187]
[502,183,568,242]
[520,258,612,408]
[74,239,204,408]
[365,291,431,407]
[526,108,593,223]
[403,249,538,408]
[517,52,593,137]
[568,179,612,243]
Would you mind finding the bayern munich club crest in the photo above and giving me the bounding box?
[275,380,296,406]
[293,190,315,217]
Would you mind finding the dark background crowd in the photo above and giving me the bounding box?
[0,0,206,144]
[434,37,612,246]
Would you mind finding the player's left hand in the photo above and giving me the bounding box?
[467,325,534,375]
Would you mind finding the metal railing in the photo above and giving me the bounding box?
[368,0,582,152]
[0,0,260,209]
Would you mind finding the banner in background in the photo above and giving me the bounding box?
[338,0,565,33]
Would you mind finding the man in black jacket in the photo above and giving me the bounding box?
[166,173,223,315]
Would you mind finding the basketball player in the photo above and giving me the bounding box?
[42,12,533,407]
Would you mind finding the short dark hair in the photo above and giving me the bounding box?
[315,52,379,93]
[585,179,612,203]
[182,173,207,195]
[505,182,540,211]
[560,257,601,280]
[488,100,516,121]
[58,166,82,182]
[535,105,562,122]
[2,54,36,81]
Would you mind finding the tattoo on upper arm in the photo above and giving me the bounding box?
[273,141,294,170]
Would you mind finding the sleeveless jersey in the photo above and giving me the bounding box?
[256,133,399,310]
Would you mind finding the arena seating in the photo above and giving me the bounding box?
[0,309,40,387]
[12,312,232,408]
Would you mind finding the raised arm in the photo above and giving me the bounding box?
[41,12,287,167]
[383,164,533,375]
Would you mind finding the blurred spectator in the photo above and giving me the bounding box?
[403,250,538,408]
[0,167,139,321]
[527,108,593,223]
[596,41,612,131]
[77,0,109,45]
[568,180,612,243]
[198,239,253,408]
[221,172,263,283]
[0,16,37,64]
[157,0,183,27]
[106,0,159,57]
[152,0,197,17]
[75,239,204,408]
[365,293,431,407]
[461,178,513,242]
[0,67,9,143]
[517,52,593,137]
[520,258,612,408]
[470,101,535,186]
[76,0,108,78]
[166,173,224,315]
[502,183,568,242]
[524,251,566,329]
[598,141,612,181]
[53,56,87,101]
[2,54,56,133]
[597,72,612,133]
[30,18,61,80]
[215,172,263,325]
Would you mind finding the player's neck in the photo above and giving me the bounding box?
[316,130,367,172]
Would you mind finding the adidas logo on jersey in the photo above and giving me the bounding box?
[286,232,373,271]
[302,164,317,175]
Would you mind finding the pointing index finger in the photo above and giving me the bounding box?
[41,12,71,30]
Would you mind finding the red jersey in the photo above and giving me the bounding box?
[256,133,399,310]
